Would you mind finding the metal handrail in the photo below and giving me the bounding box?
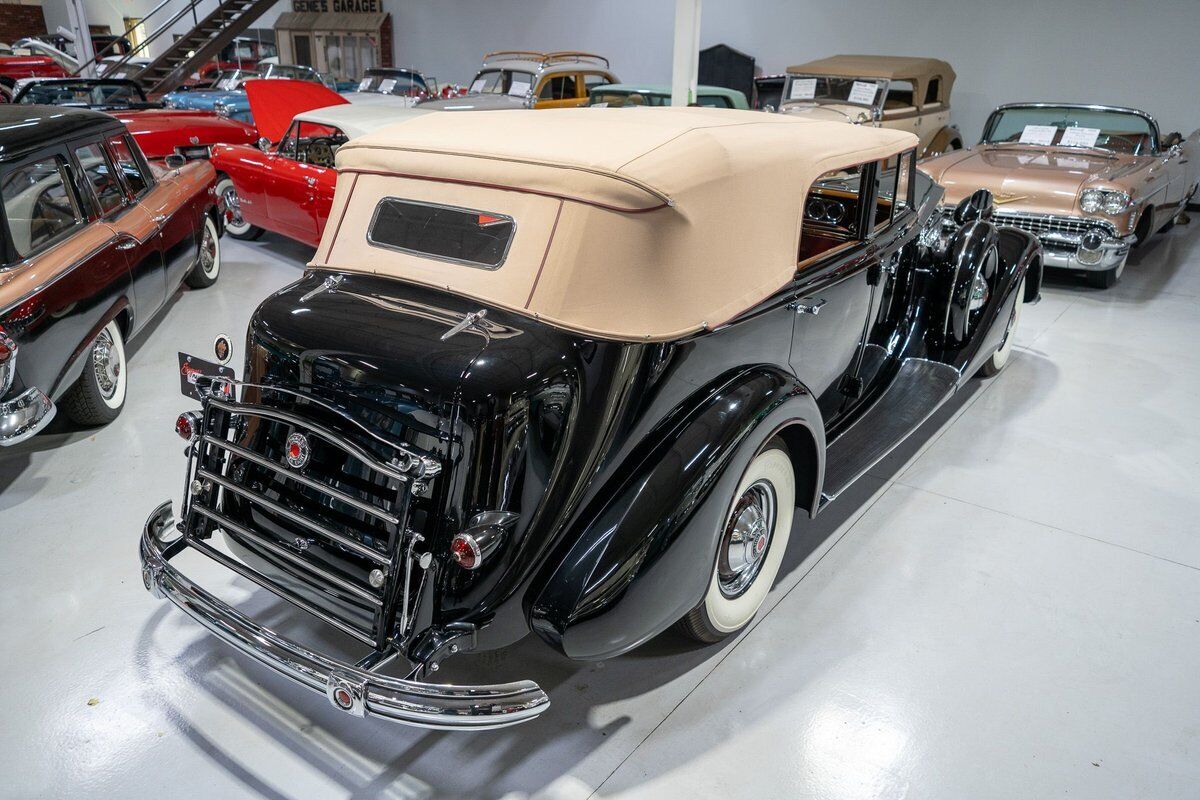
[73,0,207,76]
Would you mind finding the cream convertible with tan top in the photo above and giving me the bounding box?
[142,109,1041,729]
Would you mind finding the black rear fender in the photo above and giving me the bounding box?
[528,366,822,660]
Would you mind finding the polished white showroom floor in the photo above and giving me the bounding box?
[3,221,1200,800]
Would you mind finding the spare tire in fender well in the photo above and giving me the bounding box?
[527,366,823,660]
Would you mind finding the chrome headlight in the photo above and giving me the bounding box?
[1101,191,1131,214]
[1080,189,1103,213]
[1080,188,1131,215]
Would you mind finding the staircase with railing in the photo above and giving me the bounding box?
[75,0,280,96]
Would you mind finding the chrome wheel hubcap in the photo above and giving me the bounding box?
[223,187,245,229]
[200,222,217,274]
[717,479,777,597]
[92,329,120,399]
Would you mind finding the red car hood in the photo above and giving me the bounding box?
[115,109,257,157]
[246,79,348,142]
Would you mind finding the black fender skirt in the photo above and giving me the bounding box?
[528,367,822,660]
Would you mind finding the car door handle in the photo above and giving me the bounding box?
[116,239,138,251]
[305,177,317,187]
[152,214,168,223]
[789,298,827,315]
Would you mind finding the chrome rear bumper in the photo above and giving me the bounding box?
[0,387,55,446]
[140,501,550,729]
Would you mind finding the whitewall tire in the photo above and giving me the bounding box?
[62,320,127,425]
[185,215,221,288]
[217,176,261,240]
[980,277,1025,376]
[679,443,795,643]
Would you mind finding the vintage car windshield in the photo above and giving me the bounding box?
[358,70,428,95]
[213,69,262,90]
[470,69,535,95]
[983,106,1156,155]
[785,76,886,108]
[17,81,147,108]
[262,64,315,81]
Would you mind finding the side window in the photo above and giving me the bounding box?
[884,80,914,111]
[697,94,732,108]
[924,78,941,106]
[107,135,150,197]
[539,75,577,101]
[295,121,347,168]
[278,122,300,160]
[799,163,867,266]
[584,73,608,94]
[874,157,901,228]
[1,157,82,259]
[74,142,125,216]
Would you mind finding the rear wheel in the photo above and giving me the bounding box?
[217,176,262,240]
[61,320,127,426]
[185,215,221,288]
[980,277,1025,376]
[678,442,795,643]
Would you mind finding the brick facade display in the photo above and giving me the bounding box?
[0,3,47,47]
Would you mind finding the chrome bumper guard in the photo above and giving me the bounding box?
[0,387,55,446]
[1039,235,1131,272]
[140,501,550,730]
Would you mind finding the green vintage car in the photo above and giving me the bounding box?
[588,82,749,109]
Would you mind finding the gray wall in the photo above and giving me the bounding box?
[386,0,1200,142]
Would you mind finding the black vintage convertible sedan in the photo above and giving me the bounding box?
[140,108,1041,728]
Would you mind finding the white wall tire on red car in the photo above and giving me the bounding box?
[217,176,261,240]
[679,443,795,643]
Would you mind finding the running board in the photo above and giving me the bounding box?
[820,358,958,505]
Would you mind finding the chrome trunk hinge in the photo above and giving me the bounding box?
[440,309,488,341]
[301,274,344,302]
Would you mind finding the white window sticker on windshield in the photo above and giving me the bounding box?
[379,78,397,93]
[1059,127,1101,148]
[358,78,371,91]
[508,80,531,97]
[1019,125,1058,145]
[789,78,816,100]
[470,78,486,93]
[847,81,877,105]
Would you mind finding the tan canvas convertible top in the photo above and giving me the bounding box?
[314,107,915,341]
[787,55,955,100]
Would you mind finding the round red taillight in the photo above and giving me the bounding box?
[450,533,480,570]
[175,412,197,441]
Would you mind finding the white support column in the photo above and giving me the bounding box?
[670,0,701,107]
[64,0,96,77]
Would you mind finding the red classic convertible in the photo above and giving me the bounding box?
[0,48,68,100]
[13,79,258,161]
[212,80,430,247]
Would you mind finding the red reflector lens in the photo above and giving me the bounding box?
[175,413,195,441]
[450,534,479,570]
[477,214,504,227]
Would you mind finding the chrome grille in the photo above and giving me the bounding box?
[990,211,1117,240]
[181,395,435,649]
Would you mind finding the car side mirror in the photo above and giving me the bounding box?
[1163,131,1183,149]
[164,153,186,170]
[954,188,994,225]
[257,137,272,153]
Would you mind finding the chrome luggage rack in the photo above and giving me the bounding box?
[139,376,550,729]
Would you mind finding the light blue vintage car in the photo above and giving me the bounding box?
[163,64,328,118]
[161,69,262,113]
